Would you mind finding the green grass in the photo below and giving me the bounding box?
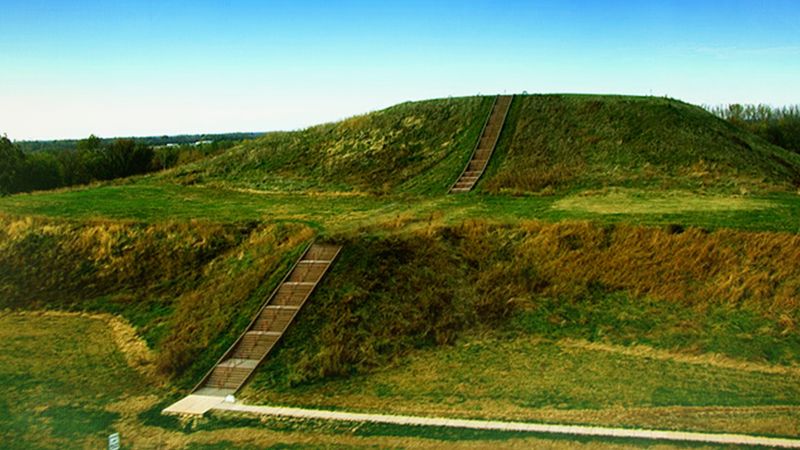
[0,313,148,450]
[148,94,800,198]
[239,225,800,403]
[483,94,800,195]
[2,313,719,449]
[170,96,492,195]
[1,181,799,233]
[242,334,800,437]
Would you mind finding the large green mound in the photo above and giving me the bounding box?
[170,94,800,195]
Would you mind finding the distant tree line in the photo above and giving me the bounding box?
[0,133,248,195]
[15,132,262,153]
[707,104,800,154]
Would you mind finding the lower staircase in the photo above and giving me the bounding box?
[449,95,513,193]
[193,242,341,397]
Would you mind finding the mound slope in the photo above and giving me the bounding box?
[484,95,800,194]
[173,96,491,194]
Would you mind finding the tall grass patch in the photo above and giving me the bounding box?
[0,214,314,382]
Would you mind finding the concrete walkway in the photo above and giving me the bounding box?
[211,402,800,448]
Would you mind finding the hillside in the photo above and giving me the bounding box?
[171,96,492,194]
[170,94,800,196]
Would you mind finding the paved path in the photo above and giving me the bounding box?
[213,402,800,448]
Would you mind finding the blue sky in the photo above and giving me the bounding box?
[1,0,799,140]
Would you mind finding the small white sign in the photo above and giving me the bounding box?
[108,432,120,450]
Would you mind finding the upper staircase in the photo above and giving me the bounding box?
[449,95,513,193]
[193,242,341,396]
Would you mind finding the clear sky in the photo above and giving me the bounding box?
[2,0,799,140]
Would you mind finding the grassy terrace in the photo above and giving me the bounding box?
[1,180,799,234]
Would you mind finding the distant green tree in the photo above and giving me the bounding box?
[21,152,63,191]
[57,149,93,186]
[707,104,800,154]
[0,135,26,195]
[152,146,180,170]
[76,134,102,152]
[102,139,154,179]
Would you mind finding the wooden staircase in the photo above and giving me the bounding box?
[193,243,341,396]
[449,95,513,193]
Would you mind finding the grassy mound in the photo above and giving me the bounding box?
[483,95,800,194]
[166,94,800,196]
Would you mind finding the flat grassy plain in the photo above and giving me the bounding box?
[2,94,800,447]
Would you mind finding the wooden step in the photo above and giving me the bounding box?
[467,160,488,172]
[204,359,258,389]
[474,150,492,160]
[305,245,340,261]
[271,283,314,306]
[253,307,295,332]
[288,261,329,282]
[231,331,281,359]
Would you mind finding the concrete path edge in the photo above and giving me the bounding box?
[207,402,800,448]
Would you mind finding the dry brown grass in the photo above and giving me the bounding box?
[489,220,800,313]
[558,338,800,376]
[0,213,316,381]
[552,188,775,214]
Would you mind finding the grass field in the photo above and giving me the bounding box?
[2,94,800,448]
[1,312,730,449]
[242,334,800,438]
